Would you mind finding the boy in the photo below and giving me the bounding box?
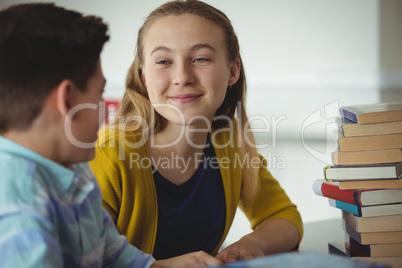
[0,3,220,267]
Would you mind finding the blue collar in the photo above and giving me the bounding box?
[0,135,78,195]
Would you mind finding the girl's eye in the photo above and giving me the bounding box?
[194,58,209,63]
[156,60,169,65]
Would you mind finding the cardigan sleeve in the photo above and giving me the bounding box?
[89,141,122,223]
[238,155,304,244]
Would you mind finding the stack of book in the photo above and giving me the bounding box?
[313,102,402,268]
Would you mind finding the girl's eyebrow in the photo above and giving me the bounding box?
[150,43,216,55]
[150,46,171,55]
[190,43,216,52]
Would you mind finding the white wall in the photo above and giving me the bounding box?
[3,0,400,138]
[1,0,401,226]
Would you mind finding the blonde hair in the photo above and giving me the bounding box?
[116,0,259,205]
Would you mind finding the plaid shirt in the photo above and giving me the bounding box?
[0,136,155,267]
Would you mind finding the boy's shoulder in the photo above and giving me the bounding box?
[0,137,86,203]
[0,149,36,180]
[0,150,44,204]
[0,147,92,211]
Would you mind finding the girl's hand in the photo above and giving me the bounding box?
[215,237,264,263]
[216,218,300,263]
[153,251,222,267]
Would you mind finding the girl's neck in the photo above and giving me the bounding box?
[149,120,210,156]
[147,120,211,185]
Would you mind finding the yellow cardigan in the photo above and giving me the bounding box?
[89,127,303,256]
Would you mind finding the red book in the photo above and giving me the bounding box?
[313,179,402,206]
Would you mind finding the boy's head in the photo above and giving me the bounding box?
[0,3,109,133]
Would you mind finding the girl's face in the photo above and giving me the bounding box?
[141,14,240,127]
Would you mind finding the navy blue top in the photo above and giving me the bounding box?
[152,135,226,260]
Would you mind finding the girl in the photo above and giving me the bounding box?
[90,0,303,263]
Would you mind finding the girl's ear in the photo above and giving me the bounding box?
[228,58,241,87]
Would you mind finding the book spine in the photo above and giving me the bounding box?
[356,192,363,207]
[341,108,358,123]
[328,241,352,257]
[348,236,371,256]
[342,211,358,231]
[313,180,359,205]
[329,199,361,216]
[342,221,362,244]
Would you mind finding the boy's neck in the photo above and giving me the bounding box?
[2,119,67,166]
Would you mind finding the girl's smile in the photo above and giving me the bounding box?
[169,94,203,104]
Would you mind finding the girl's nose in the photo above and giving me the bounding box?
[172,61,195,86]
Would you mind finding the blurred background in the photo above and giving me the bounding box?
[2,0,401,246]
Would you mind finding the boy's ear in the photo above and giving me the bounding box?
[55,79,76,117]
[228,58,241,87]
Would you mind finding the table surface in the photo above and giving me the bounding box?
[211,219,389,268]
[299,218,344,253]
[214,219,392,268]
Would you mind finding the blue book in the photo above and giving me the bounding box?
[328,199,402,217]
